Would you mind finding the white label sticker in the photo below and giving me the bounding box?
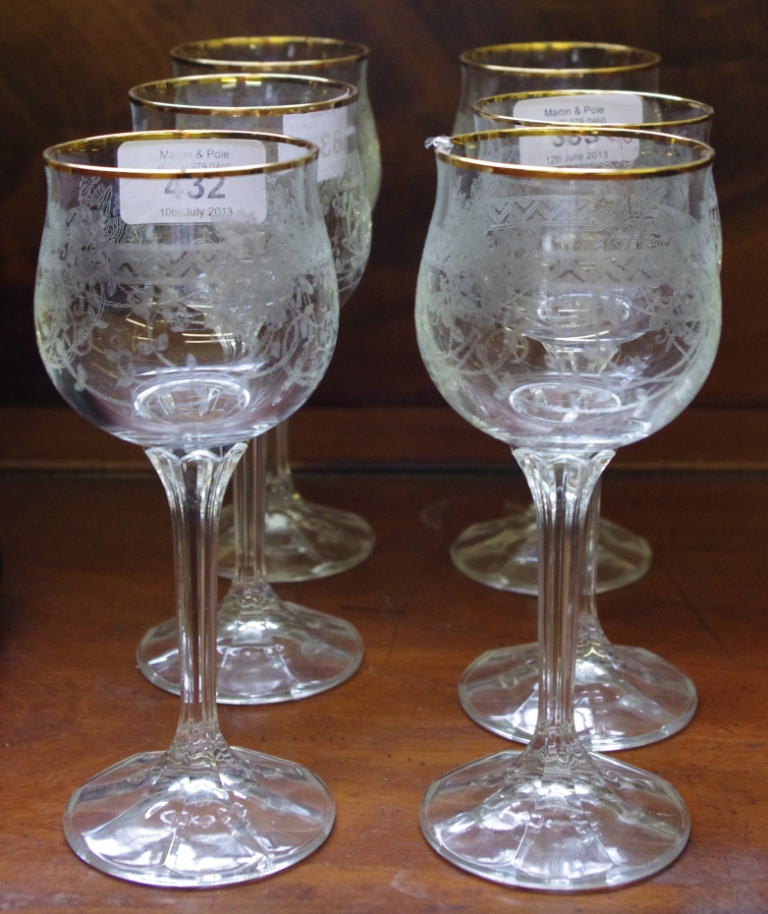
[281,106,351,181]
[513,93,644,126]
[519,132,640,168]
[117,139,267,225]
[515,93,643,168]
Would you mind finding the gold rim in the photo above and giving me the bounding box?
[129,73,358,118]
[171,36,369,71]
[43,130,318,178]
[438,127,714,179]
[460,41,661,76]
[474,89,714,130]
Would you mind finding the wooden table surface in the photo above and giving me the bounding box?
[0,406,766,913]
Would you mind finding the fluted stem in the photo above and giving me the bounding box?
[146,443,245,757]
[514,448,614,750]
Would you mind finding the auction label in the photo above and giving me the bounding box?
[281,105,352,181]
[117,139,267,224]
[516,93,642,167]
[513,93,644,126]
[519,132,640,167]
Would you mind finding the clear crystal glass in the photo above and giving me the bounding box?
[172,37,381,205]
[170,38,381,585]
[35,130,339,886]
[416,128,720,889]
[458,89,716,751]
[129,73,368,703]
[454,41,661,133]
[451,42,661,595]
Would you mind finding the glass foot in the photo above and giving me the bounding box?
[459,641,697,751]
[137,596,364,705]
[420,746,690,891]
[451,507,652,595]
[64,746,334,888]
[218,494,376,582]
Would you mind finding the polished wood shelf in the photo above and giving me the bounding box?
[0,407,765,912]
[2,405,767,472]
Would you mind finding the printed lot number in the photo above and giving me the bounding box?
[117,139,267,224]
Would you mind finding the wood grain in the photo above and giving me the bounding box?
[0,408,765,911]
[2,405,767,472]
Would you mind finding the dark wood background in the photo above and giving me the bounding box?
[2,0,766,413]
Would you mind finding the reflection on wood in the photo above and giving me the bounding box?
[0,405,766,909]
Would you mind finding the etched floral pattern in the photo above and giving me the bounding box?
[416,141,721,450]
[316,148,371,303]
[131,96,372,308]
[35,165,338,447]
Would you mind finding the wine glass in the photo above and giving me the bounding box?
[35,130,340,885]
[416,127,720,889]
[451,42,661,595]
[459,89,716,751]
[172,37,381,204]
[129,72,370,703]
[171,37,381,584]
[454,41,661,133]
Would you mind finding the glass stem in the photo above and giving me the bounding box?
[579,478,609,646]
[146,443,246,761]
[230,436,273,602]
[267,420,295,498]
[583,478,601,621]
[514,448,614,750]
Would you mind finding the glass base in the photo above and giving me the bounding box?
[64,746,334,888]
[137,597,364,705]
[459,641,697,751]
[218,494,376,583]
[451,508,652,595]
[420,746,690,891]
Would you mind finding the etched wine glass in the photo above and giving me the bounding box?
[451,42,661,594]
[459,89,716,750]
[416,127,720,889]
[129,72,370,703]
[172,37,381,204]
[35,130,339,886]
[171,37,381,583]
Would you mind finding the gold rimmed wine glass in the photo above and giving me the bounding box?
[451,42,661,596]
[129,72,370,704]
[172,37,381,204]
[454,41,661,133]
[458,88,717,751]
[36,129,339,886]
[170,38,382,586]
[417,126,720,889]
